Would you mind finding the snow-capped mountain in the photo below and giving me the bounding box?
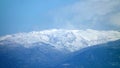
[0,29,120,52]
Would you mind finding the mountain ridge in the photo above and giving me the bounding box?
[0,29,120,52]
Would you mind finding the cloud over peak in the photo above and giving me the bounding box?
[50,0,120,30]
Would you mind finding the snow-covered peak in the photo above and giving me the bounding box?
[0,29,120,52]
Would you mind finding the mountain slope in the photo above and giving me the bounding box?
[0,42,68,68]
[55,40,120,68]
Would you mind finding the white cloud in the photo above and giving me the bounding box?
[50,0,120,30]
[110,13,120,26]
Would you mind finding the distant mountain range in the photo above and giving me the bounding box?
[0,29,120,68]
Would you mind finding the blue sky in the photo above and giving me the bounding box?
[0,0,120,36]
